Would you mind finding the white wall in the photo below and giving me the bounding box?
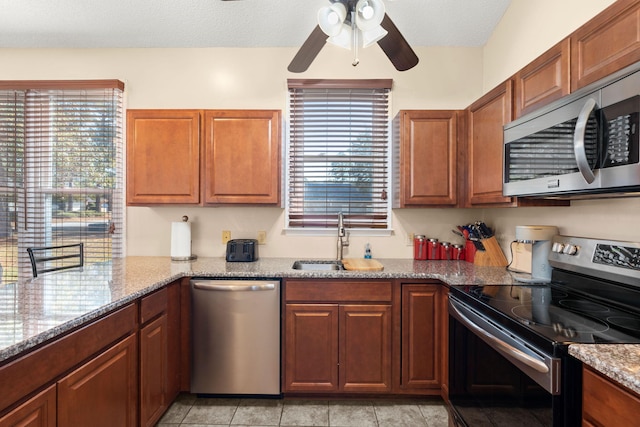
[483,0,616,91]
[0,45,483,259]
[3,0,639,259]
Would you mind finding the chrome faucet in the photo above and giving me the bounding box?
[337,212,350,261]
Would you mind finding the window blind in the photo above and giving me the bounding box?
[288,79,391,229]
[0,81,124,283]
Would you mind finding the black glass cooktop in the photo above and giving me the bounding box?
[450,278,640,347]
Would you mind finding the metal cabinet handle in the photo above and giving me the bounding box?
[573,97,598,184]
[193,282,276,292]
[449,298,549,374]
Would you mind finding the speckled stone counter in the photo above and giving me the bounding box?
[569,344,640,395]
[0,256,518,364]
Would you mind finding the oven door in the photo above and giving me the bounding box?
[448,294,580,427]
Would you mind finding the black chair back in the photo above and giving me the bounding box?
[27,243,84,278]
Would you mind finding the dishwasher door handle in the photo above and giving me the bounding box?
[193,282,276,292]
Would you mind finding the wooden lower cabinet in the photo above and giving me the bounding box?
[0,385,56,427]
[284,304,339,392]
[284,303,392,393]
[340,304,392,393]
[400,284,442,391]
[57,334,137,427]
[582,366,640,426]
[140,314,168,427]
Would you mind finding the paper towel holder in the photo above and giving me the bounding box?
[171,215,197,262]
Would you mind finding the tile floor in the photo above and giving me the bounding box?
[156,394,451,427]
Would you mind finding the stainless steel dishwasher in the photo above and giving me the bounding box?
[190,279,280,395]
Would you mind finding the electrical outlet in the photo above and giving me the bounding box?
[222,230,231,244]
[407,232,415,246]
[257,230,267,244]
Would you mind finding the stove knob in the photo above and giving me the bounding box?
[563,244,579,255]
[563,327,577,339]
[552,242,565,253]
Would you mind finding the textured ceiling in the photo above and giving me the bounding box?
[0,0,512,48]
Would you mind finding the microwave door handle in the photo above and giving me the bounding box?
[573,97,597,184]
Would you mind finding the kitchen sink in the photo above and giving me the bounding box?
[291,260,345,271]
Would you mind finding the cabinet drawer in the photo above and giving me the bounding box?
[140,287,168,324]
[285,280,392,303]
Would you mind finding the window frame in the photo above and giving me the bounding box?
[285,79,393,235]
[0,80,124,282]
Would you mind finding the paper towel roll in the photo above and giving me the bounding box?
[171,221,192,259]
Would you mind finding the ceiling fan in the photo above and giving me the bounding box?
[288,0,419,73]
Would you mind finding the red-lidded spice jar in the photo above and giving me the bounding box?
[427,238,440,260]
[414,235,427,260]
[452,244,464,260]
[440,241,452,260]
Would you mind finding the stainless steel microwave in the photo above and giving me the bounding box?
[503,63,640,198]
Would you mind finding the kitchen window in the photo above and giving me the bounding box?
[287,79,392,230]
[0,80,124,283]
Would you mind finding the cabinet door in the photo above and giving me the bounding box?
[0,385,56,427]
[203,110,281,205]
[571,0,640,91]
[514,39,570,119]
[340,304,392,393]
[396,110,458,207]
[57,334,137,427]
[466,81,514,206]
[400,285,441,389]
[126,110,201,204]
[284,304,339,392]
[582,366,640,426]
[140,314,168,427]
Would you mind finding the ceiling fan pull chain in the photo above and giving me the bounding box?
[351,11,360,66]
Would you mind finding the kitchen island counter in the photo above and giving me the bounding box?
[0,256,516,364]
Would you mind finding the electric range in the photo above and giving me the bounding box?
[448,235,640,427]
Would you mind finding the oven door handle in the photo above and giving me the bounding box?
[573,97,598,184]
[449,298,549,374]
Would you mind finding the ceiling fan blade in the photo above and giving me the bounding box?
[378,14,419,71]
[288,25,327,73]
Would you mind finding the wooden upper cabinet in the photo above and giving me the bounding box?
[514,38,571,119]
[465,81,514,206]
[126,110,201,205]
[571,0,640,91]
[126,109,281,206]
[203,110,281,205]
[394,110,458,207]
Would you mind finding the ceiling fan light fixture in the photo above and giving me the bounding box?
[355,0,385,31]
[361,26,388,48]
[327,24,352,50]
[318,2,347,37]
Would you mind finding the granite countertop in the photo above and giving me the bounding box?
[569,344,640,395]
[0,256,516,363]
[2,256,639,395]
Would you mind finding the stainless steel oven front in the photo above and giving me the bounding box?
[447,291,582,427]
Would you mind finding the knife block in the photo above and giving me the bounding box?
[473,236,508,267]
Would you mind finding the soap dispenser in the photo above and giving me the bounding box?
[364,243,372,259]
